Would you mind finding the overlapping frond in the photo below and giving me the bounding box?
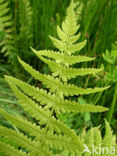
[6,79,51,125]
[0,108,83,155]
[0,126,53,156]
[46,132,83,155]
[0,142,27,156]
[18,57,109,96]
[5,76,108,114]
[0,108,44,139]
[80,121,117,156]
[0,126,39,151]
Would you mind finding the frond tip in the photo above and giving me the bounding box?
[49,0,86,55]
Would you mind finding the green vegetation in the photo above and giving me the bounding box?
[0,0,117,155]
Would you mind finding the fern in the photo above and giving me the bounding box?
[0,0,112,155]
[19,0,33,42]
[80,121,117,155]
[0,0,15,56]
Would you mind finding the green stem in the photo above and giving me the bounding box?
[107,83,117,123]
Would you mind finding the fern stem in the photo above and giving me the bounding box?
[107,83,117,123]
[39,107,54,148]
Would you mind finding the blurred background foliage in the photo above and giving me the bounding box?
[0,0,117,135]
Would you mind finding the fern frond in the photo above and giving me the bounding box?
[50,36,87,55]
[6,79,51,125]
[5,75,57,108]
[57,25,81,44]
[31,48,95,66]
[61,0,79,36]
[46,132,83,155]
[0,1,111,155]
[0,142,27,156]
[30,49,101,81]
[40,58,103,80]
[4,77,83,143]
[60,84,109,96]
[4,78,83,147]
[92,127,102,146]
[56,67,103,81]
[4,77,108,154]
[0,126,53,156]
[103,120,116,147]
[18,57,109,96]
[19,0,33,39]
[0,126,38,151]
[49,0,86,55]
[55,99,108,113]
[0,108,83,155]
[0,0,15,56]
[0,108,44,139]
[5,76,108,115]
[81,121,117,156]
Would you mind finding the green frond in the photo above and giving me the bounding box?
[92,127,102,146]
[18,57,109,96]
[0,126,53,156]
[0,108,44,140]
[103,120,116,147]
[0,0,14,56]
[5,78,83,145]
[83,128,95,151]
[56,67,103,81]
[6,79,51,125]
[42,59,103,80]
[18,57,63,92]
[0,108,83,155]
[5,76,108,115]
[49,0,86,55]
[31,48,95,66]
[5,77,83,143]
[61,0,79,36]
[19,0,33,39]
[80,121,117,156]
[50,36,86,55]
[55,99,108,113]
[0,126,38,151]
[60,84,109,96]
[57,25,81,44]
[0,1,9,10]
[0,1,112,155]
[75,1,83,21]
[5,75,57,109]
[46,132,83,155]
[31,49,100,81]
[0,142,27,156]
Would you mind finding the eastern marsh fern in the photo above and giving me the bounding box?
[0,1,115,155]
